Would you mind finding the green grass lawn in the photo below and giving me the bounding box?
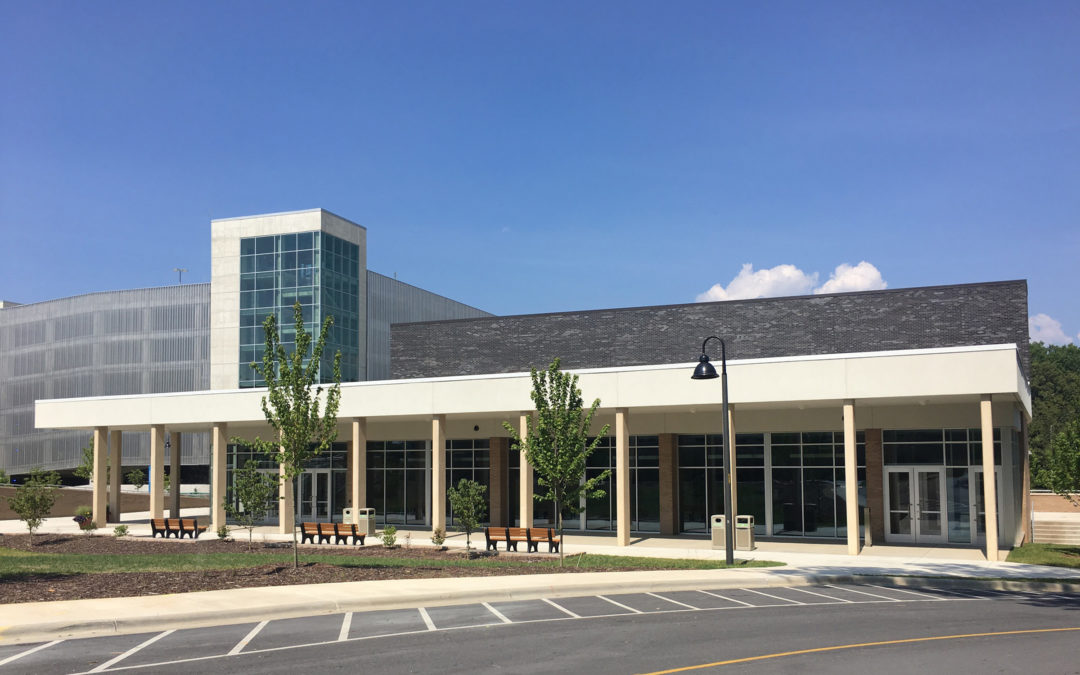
[0,547,781,578]
[1006,543,1080,569]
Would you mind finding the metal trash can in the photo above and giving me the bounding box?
[357,507,376,536]
[342,507,354,523]
[710,514,725,549]
[735,515,756,551]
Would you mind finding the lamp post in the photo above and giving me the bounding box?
[691,336,734,565]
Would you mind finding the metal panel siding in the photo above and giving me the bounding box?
[366,271,491,381]
[0,285,212,474]
[391,281,1030,380]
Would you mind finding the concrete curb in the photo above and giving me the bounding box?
[2,569,1077,646]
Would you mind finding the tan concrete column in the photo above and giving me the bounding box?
[432,415,446,533]
[1020,414,1031,544]
[351,418,367,524]
[981,395,999,561]
[658,433,678,535]
[864,429,885,544]
[169,431,181,518]
[519,412,534,528]
[727,405,737,515]
[108,431,122,522]
[489,437,508,527]
[149,425,165,519]
[92,427,108,527]
[843,400,860,556]
[616,408,630,547]
[210,423,227,534]
[279,458,294,534]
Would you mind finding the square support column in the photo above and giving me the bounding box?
[279,458,294,535]
[149,425,165,519]
[108,431,122,523]
[92,427,108,527]
[169,431,182,518]
[1020,413,1031,544]
[432,415,446,533]
[519,412,534,529]
[864,429,885,545]
[843,400,860,556]
[210,423,227,534]
[615,408,630,547]
[981,395,999,561]
[351,418,367,524]
[658,434,678,535]
[489,437,508,526]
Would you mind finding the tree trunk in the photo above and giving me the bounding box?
[292,524,298,569]
[555,499,564,565]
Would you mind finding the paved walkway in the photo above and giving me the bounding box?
[2,511,1079,646]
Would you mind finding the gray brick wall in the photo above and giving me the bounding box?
[391,280,1030,380]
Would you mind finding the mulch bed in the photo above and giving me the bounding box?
[0,533,611,604]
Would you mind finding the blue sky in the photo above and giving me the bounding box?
[2,2,1078,343]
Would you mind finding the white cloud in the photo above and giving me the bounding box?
[814,261,888,295]
[696,261,888,302]
[1029,313,1073,345]
[696,263,817,301]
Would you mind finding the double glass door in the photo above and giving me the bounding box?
[885,467,947,544]
[298,470,331,522]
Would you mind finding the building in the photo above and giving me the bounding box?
[29,210,1032,560]
[0,209,489,477]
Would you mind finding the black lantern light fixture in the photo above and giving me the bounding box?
[691,336,734,565]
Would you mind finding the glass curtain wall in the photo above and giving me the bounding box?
[771,432,865,537]
[366,440,428,526]
[678,433,769,535]
[226,442,348,525]
[445,439,490,527]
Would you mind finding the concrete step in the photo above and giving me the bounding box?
[1032,523,1080,544]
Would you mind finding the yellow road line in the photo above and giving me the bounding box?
[640,627,1080,674]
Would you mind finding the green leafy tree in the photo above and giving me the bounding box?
[125,467,146,490]
[240,302,342,568]
[224,459,280,550]
[504,358,610,563]
[1039,418,1080,505]
[0,468,8,484]
[1029,342,1080,487]
[447,478,488,551]
[73,437,96,483]
[6,467,61,544]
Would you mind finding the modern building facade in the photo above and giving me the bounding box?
[33,254,1032,560]
[1,209,489,477]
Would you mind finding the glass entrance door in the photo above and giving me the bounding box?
[299,470,331,522]
[885,467,948,544]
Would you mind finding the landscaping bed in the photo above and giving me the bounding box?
[0,533,774,604]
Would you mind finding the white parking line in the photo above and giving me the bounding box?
[483,602,513,624]
[90,630,174,672]
[597,595,643,613]
[0,640,64,667]
[697,589,753,606]
[228,621,267,656]
[865,584,947,600]
[647,592,699,610]
[828,585,901,601]
[418,607,437,631]
[542,597,581,618]
[789,587,852,603]
[741,588,804,604]
[338,612,353,641]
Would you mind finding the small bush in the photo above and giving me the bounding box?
[217,524,231,540]
[82,520,98,536]
[113,524,129,537]
[431,528,445,547]
[74,505,92,518]
[381,525,397,548]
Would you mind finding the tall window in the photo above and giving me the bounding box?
[366,440,428,526]
[445,439,490,527]
[771,432,865,537]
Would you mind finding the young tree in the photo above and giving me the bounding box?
[1039,418,1080,505]
[504,358,610,564]
[73,438,94,483]
[241,302,342,568]
[6,467,61,544]
[224,459,280,550]
[125,467,146,491]
[447,478,488,552]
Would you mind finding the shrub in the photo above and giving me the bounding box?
[381,525,397,548]
[74,505,92,518]
[7,467,61,544]
[82,520,98,536]
[125,468,146,490]
[113,524,129,537]
[217,524,231,540]
[431,527,446,547]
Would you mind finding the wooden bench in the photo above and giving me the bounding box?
[150,518,172,538]
[527,527,561,553]
[505,527,529,551]
[301,521,366,545]
[301,522,321,544]
[179,518,207,539]
[485,526,508,551]
[334,522,366,545]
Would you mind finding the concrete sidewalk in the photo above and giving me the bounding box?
[3,515,1080,646]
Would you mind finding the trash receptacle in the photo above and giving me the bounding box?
[710,514,725,549]
[735,515,756,551]
[342,507,354,523]
[357,507,376,536]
